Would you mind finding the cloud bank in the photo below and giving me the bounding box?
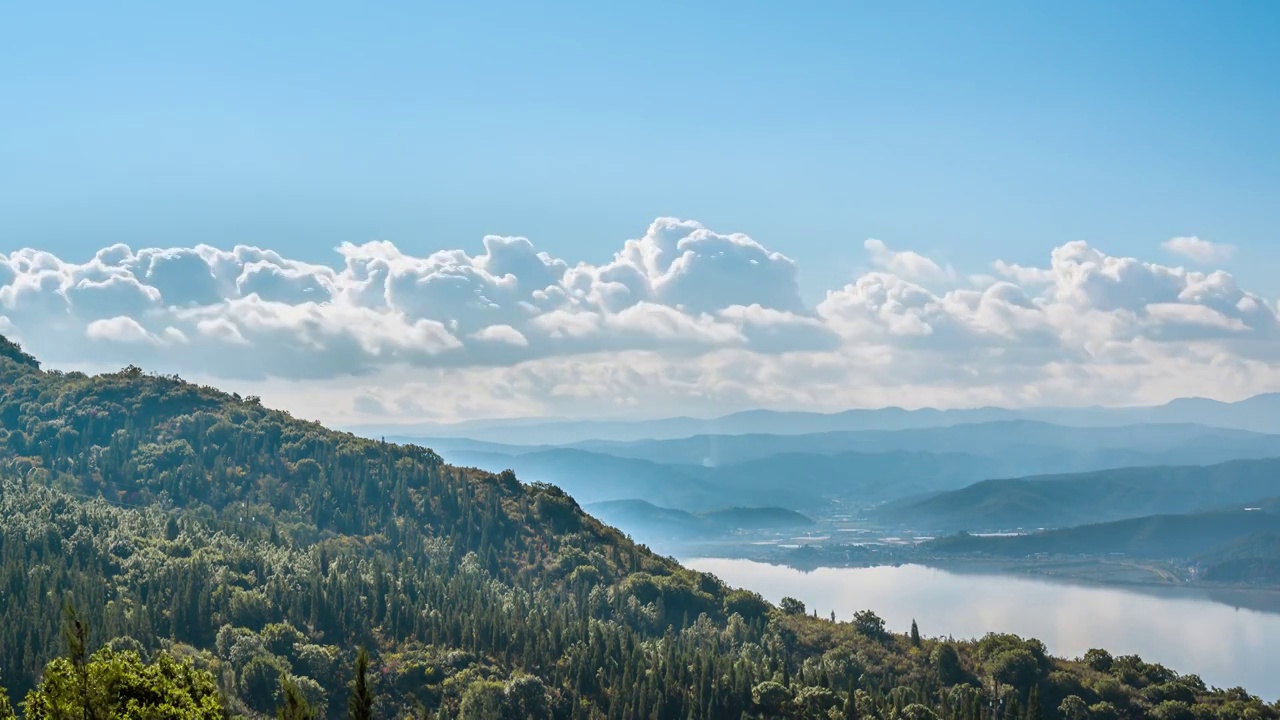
[2,219,1276,422]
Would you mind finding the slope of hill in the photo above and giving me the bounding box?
[585,500,813,542]
[878,460,1280,531]
[925,509,1280,559]
[3,335,1277,719]
[1195,533,1280,584]
[441,447,728,509]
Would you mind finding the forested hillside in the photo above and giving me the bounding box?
[877,462,1280,531]
[925,509,1280,559]
[1,335,1277,719]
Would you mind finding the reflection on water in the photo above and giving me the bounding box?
[686,558,1280,701]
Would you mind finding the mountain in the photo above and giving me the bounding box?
[2,335,1276,719]
[584,500,813,543]
[925,507,1280,559]
[566,422,1280,466]
[441,447,728,509]
[877,459,1280,532]
[359,395,1280,444]
[435,425,1280,513]
[1196,533,1280,584]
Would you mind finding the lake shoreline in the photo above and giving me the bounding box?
[669,539,1280,610]
[686,557,1280,701]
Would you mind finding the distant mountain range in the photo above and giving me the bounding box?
[429,422,1280,513]
[925,507,1280,560]
[878,459,1280,531]
[352,393,1280,445]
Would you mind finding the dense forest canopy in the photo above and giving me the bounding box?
[0,334,1276,719]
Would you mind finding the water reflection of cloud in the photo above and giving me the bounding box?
[686,559,1280,699]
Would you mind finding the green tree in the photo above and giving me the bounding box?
[1025,685,1042,720]
[852,610,888,642]
[61,602,90,720]
[900,704,938,720]
[842,690,859,720]
[752,681,793,717]
[1149,700,1195,720]
[0,688,15,720]
[1083,648,1113,673]
[1087,701,1120,720]
[458,680,506,720]
[931,644,964,686]
[276,673,315,720]
[239,656,286,715]
[1001,695,1021,720]
[347,648,374,720]
[21,649,225,720]
[1057,695,1087,720]
[910,619,921,648]
[779,597,807,616]
[504,675,548,720]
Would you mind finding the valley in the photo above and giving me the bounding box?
[5,337,1280,717]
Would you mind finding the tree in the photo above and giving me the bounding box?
[842,690,859,720]
[751,681,792,717]
[910,619,921,648]
[1001,694,1021,720]
[852,611,887,641]
[900,704,938,720]
[989,649,1041,691]
[458,680,506,720]
[1087,702,1120,720]
[1083,648,1113,673]
[277,673,316,720]
[62,601,90,720]
[1057,695,1087,720]
[21,649,225,720]
[347,647,374,720]
[505,675,549,720]
[239,656,286,714]
[1025,685,1042,720]
[0,688,14,720]
[1150,700,1195,720]
[780,597,807,616]
[931,644,964,686]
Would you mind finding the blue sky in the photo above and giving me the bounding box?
[6,1,1279,298]
[2,1,1279,421]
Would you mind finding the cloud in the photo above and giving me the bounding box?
[3,219,1279,421]
[1162,236,1236,264]
[864,239,954,282]
[85,316,157,344]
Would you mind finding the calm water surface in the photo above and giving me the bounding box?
[686,559,1280,700]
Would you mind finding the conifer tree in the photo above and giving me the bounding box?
[348,647,374,720]
[277,674,315,720]
[1024,686,1042,720]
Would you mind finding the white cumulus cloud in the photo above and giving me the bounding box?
[2,219,1277,421]
[1162,236,1236,264]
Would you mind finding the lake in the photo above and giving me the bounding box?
[685,558,1280,700]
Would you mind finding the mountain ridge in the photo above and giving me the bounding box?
[351,393,1280,444]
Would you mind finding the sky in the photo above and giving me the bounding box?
[3,1,1280,424]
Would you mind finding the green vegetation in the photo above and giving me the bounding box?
[586,499,813,540]
[1,335,1278,719]
[1195,533,1280,584]
[878,462,1280,531]
[926,509,1280,559]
